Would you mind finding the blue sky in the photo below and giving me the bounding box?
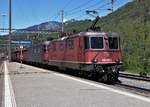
[0,0,131,34]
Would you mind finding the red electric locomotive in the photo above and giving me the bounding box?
[48,32,123,82]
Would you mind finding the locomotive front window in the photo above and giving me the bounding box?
[108,37,118,49]
[91,37,103,49]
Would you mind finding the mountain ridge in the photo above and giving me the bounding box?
[19,19,77,31]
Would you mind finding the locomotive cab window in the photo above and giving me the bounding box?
[108,37,118,49]
[91,37,103,49]
[67,39,74,49]
[59,41,64,51]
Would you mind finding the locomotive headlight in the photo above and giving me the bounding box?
[93,59,97,63]
[94,59,97,62]
[115,59,120,63]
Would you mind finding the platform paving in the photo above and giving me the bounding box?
[4,62,150,107]
[0,63,4,107]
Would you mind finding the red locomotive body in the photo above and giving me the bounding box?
[48,32,123,81]
[22,50,28,62]
[0,52,5,60]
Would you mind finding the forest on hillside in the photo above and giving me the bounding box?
[100,0,150,73]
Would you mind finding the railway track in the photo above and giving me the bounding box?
[115,83,150,97]
[118,72,150,97]
[119,72,150,82]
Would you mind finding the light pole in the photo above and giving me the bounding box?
[1,13,7,32]
[61,9,64,33]
[20,45,23,68]
[8,0,12,61]
[111,0,115,13]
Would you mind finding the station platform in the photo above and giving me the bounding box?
[1,61,150,107]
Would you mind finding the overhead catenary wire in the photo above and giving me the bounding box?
[43,0,73,22]
[69,13,87,20]
[66,1,112,18]
[57,1,97,25]
[66,0,95,13]
[94,2,112,10]
[51,13,60,21]
[50,0,113,22]
[62,0,73,9]
[65,0,103,16]
[64,0,116,29]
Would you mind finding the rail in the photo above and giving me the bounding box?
[119,72,150,82]
[115,83,150,97]
[118,72,150,97]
